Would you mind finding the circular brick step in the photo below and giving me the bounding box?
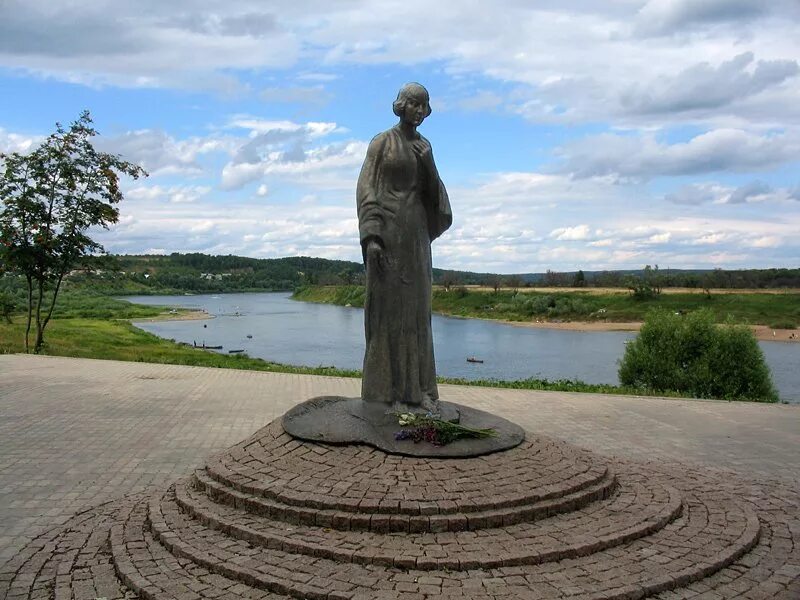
[173,472,682,570]
[6,412,799,600]
[652,516,800,600]
[205,421,611,518]
[0,498,138,600]
[145,472,761,599]
[110,498,292,600]
[6,478,782,600]
[194,464,617,533]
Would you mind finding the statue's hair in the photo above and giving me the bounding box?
[392,82,432,118]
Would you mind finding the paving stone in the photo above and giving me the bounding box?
[1,355,799,598]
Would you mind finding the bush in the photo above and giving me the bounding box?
[452,285,468,299]
[618,310,778,402]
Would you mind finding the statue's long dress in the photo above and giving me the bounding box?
[357,126,452,406]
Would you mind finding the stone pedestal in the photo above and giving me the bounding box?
[5,412,798,599]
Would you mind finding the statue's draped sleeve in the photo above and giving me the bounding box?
[419,135,453,242]
[356,133,388,259]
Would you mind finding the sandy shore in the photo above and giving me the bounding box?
[142,309,797,343]
[507,319,799,343]
[133,309,214,323]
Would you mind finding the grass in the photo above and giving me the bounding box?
[0,317,361,377]
[0,289,361,376]
[293,285,800,328]
[438,376,690,398]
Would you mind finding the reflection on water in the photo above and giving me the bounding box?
[125,292,799,403]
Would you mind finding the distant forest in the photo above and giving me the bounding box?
[2,252,798,295]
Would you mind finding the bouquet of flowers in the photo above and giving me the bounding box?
[394,412,497,446]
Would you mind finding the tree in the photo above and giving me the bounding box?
[0,290,15,323]
[626,265,663,299]
[0,111,146,352]
[440,270,460,291]
[543,269,569,287]
[572,269,586,287]
[504,275,523,291]
[618,310,778,402]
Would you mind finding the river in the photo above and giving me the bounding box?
[125,292,799,403]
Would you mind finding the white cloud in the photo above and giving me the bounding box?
[0,128,40,154]
[0,1,299,91]
[620,52,798,116]
[2,1,798,128]
[3,2,799,272]
[87,160,800,273]
[550,225,591,241]
[749,235,781,248]
[217,116,359,190]
[664,181,796,205]
[222,139,365,190]
[665,183,727,205]
[633,0,773,37]
[126,184,211,204]
[94,193,363,262]
[220,162,265,190]
[692,232,729,246]
[646,232,672,244]
[557,129,800,179]
[96,129,234,177]
[724,180,772,204]
[190,220,216,233]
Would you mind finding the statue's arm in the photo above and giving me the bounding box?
[414,135,440,188]
[417,135,452,241]
[356,134,387,253]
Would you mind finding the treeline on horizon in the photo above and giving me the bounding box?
[1,252,798,296]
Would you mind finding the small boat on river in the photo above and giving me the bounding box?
[194,342,223,349]
[466,356,484,364]
[228,349,245,354]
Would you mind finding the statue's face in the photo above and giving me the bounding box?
[402,93,429,126]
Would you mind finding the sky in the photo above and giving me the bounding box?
[1,0,799,274]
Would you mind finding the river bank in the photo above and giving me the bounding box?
[508,319,799,343]
[292,285,800,343]
[148,309,799,343]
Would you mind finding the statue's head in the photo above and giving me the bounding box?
[393,82,432,121]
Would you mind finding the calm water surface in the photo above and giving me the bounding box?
[125,292,799,403]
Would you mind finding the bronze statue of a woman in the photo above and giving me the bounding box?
[356,82,452,409]
[285,83,520,454]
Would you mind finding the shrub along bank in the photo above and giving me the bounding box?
[619,310,777,402]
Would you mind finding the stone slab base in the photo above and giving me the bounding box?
[281,396,526,457]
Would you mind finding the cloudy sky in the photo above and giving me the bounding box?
[1,0,799,273]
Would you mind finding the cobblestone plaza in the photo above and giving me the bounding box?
[1,355,798,598]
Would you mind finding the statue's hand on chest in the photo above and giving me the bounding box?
[411,138,434,171]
